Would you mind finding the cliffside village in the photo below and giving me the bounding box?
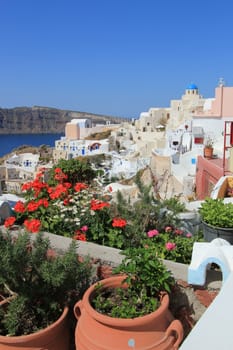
[1,80,233,215]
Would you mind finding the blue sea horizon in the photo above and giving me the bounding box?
[0,133,64,158]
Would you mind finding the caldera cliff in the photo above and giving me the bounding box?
[0,106,125,134]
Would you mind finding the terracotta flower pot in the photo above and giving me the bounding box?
[0,306,69,350]
[204,146,213,159]
[74,275,183,350]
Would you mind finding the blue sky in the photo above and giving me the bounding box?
[0,0,233,118]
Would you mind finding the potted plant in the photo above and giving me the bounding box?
[74,244,183,350]
[0,227,92,349]
[203,134,215,159]
[199,197,233,243]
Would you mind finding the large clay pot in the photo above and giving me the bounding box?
[74,275,183,350]
[0,306,69,350]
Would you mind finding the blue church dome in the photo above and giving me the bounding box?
[186,83,198,90]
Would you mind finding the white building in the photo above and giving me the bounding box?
[53,137,110,162]
[136,84,206,133]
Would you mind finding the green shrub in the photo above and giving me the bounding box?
[92,245,174,318]
[199,198,233,228]
[0,229,92,336]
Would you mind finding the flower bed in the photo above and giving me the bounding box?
[5,159,203,266]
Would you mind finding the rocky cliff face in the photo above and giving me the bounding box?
[0,106,123,134]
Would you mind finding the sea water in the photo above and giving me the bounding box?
[0,133,64,157]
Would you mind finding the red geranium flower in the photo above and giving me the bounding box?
[4,216,16,228]
[63,182,72,189]
[112,217,127,228]
[24,219,41,233]
[63,197,70,206]
[21,182,33,191]
[90,199,110,211]
[35,172,44,179]
[22,178,48,197]
[37,198,49,208]
[74,182,88,192]
[48,184,69,199]
[14,201,25,213]
[27,201,39,212]
[73,230,87,241]
[54,173,68,181]
[54,168,68,181]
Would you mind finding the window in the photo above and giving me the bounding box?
[194,137,204,144]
